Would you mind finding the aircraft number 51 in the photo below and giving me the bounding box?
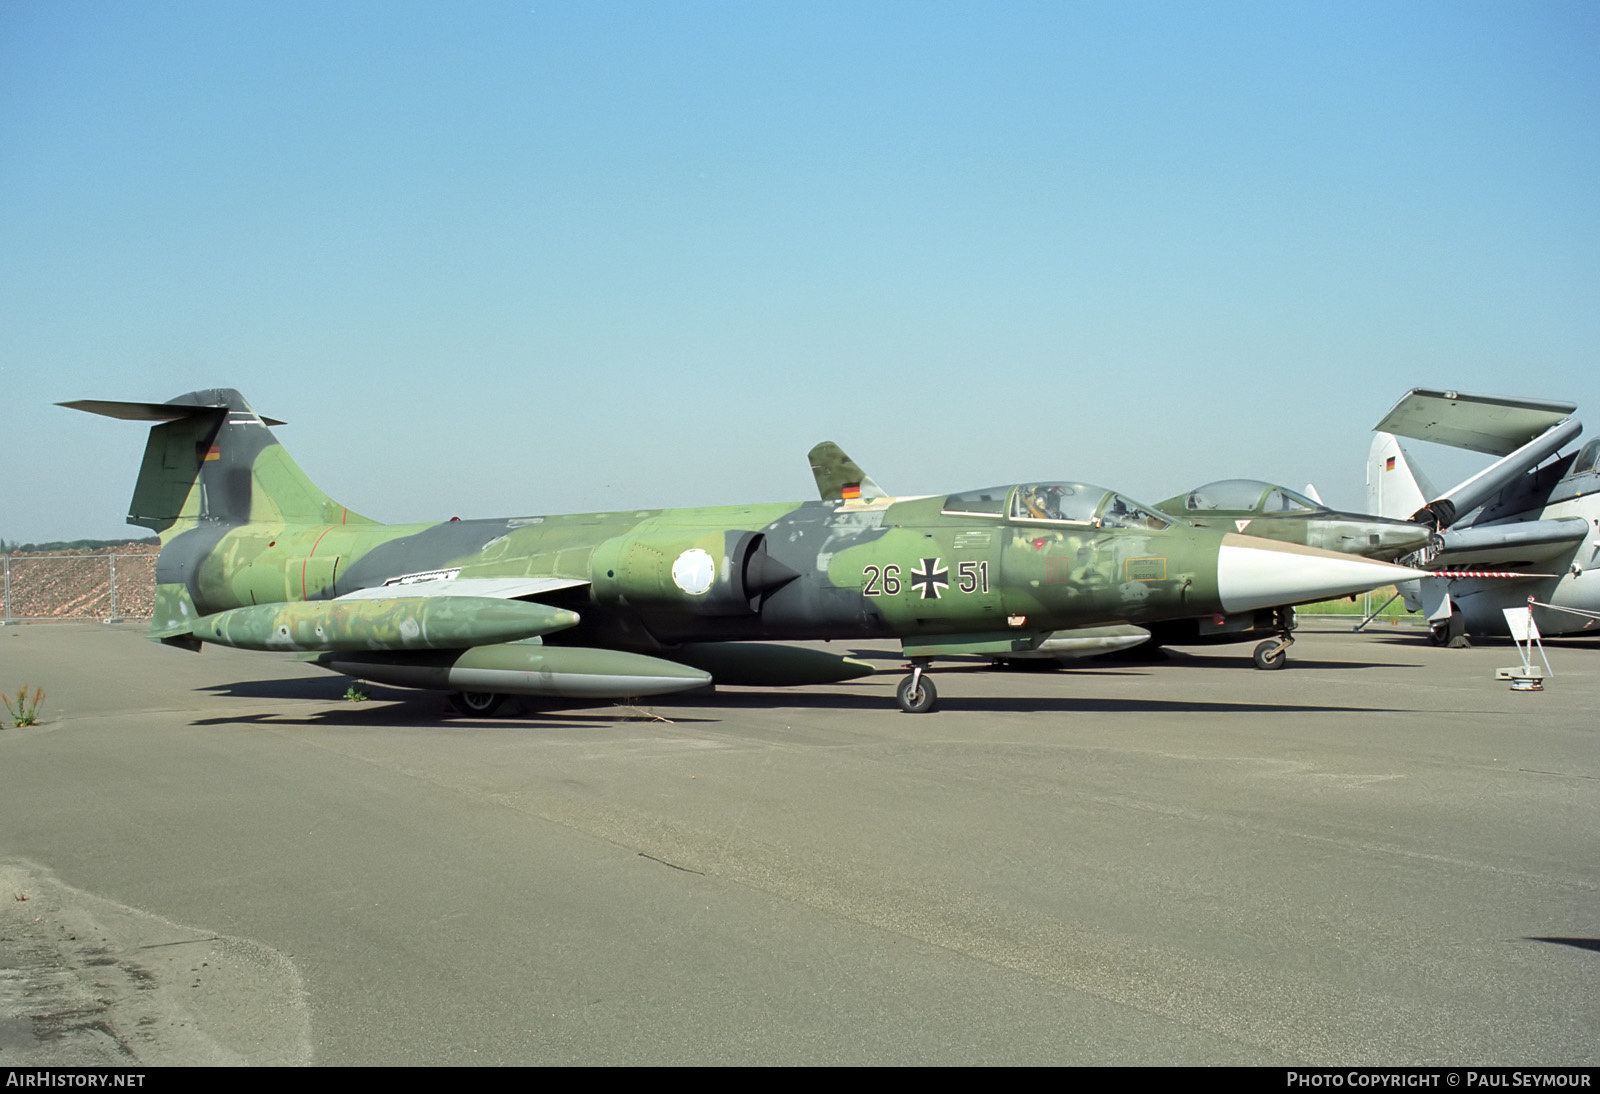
[864,561,989,596]
[957,561,990,593]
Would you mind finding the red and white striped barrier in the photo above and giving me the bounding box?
[1425,571,1552,579]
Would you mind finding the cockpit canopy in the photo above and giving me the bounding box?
[1570,439,1600,478]
[943,483,1173,531]
[1179,479,1321,514]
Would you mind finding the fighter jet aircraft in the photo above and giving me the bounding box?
[65,389,1427,713]
[1152,480,1430,562]
[1367,388,1600,645]
[1144,479,1433,665]
[806,442,1427,671]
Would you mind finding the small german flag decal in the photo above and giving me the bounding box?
[841,483,861,500]
[1385,456,1396,471]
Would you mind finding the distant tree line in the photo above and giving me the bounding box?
[0,536,160,555]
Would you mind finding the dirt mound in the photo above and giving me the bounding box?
[3,543,159,621]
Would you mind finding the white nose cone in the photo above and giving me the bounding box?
[1217,534,1429,613]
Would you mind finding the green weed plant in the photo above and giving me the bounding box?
[3,684,45,727]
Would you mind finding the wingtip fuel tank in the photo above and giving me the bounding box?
[190,596,580,653]
[319,643,712,700]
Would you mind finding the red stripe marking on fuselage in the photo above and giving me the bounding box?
[302,527,335,600]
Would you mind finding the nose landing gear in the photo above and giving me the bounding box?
[895,660,939,713]
[1251,607,1297,670]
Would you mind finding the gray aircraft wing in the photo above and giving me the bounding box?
[1373,389,1577,456]
[1372,390,1583,527]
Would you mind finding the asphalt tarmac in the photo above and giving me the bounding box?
[0,622,1594,1066]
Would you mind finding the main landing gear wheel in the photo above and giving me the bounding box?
[895,673,939,714]
[1252,640,1288,670]
[1430,610,1470,648]
[451,690,506,717]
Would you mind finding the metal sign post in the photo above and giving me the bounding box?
[1496,598,1551,691]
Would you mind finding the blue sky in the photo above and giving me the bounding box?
[3,0,1596,540]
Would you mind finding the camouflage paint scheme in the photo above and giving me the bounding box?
[807,446,1420,664]
[65,390,1419,711]
[1153,480,1431,562]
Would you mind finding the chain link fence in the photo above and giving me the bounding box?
[1,553,158,623]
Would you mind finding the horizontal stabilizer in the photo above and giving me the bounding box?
[60,399,286,426]
[1373,389,1575,456]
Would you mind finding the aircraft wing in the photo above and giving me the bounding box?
[1372,389,1576,456]
[336,576,589,601]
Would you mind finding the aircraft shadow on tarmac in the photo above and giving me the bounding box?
[191,664,1412,723]
[200,677,364,701]
[851,646,1420,673]
[189,709,616,729]
[1360,630,1600,652]
[698,691,1409,716]
[1525,937,1600,954]
[192,678,651,729]
[658,670,1410,715]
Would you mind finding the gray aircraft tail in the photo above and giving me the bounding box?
[1366,432,1434,522]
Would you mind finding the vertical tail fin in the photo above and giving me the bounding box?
[807,441,888,502]
[1366,432,1435,522]
[60,388,370,538]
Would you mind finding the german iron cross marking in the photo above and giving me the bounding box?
[910,557,949,600]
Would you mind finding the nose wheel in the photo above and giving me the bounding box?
[1252,639,1289,670]
[895,662,939,713]
[1252,608,1296,670]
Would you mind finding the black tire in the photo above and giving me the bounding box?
[1431,611,1470,648]
[1252,641,1287,670]
[451,690,506,717]
[895,674,938,714]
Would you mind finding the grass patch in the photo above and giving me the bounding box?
[1295,586,1412,620]
[2,684,45,728]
